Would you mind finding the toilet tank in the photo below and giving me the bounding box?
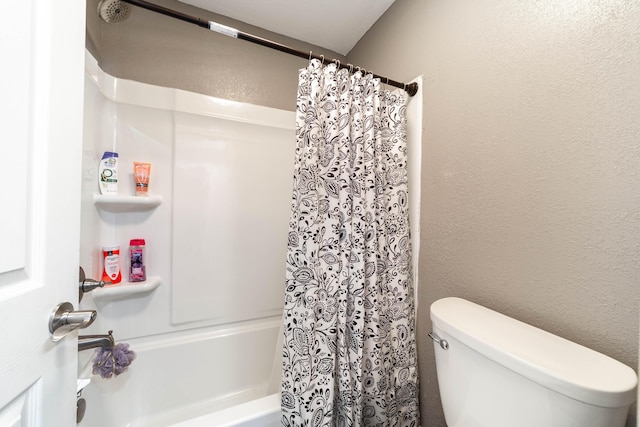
[430,297,637,427]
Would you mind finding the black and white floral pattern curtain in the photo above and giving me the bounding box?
[281,59,419,427]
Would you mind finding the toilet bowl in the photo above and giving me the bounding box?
[429,297,637,427]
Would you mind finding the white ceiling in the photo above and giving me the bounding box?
[178,0,396,55]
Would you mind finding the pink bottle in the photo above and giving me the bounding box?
[128,239,146,282]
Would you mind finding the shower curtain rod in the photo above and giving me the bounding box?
[120,0,418,96]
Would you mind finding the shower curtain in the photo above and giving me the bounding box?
[281,59,419,427]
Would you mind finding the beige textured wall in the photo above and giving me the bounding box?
[86,0,346,111]
[348,1,640,426]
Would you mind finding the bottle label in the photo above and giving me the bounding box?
[129,247,146,282]
[101,167,117,183]
[102,249,121,284]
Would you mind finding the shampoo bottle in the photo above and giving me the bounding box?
[128,239,146,282]
[99,151,118,195]
[102,245,122,284]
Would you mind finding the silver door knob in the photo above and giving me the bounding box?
[49,302,97,342]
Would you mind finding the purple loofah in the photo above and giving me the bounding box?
[92,343,136,379]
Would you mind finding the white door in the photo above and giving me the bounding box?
[0,1,86,425]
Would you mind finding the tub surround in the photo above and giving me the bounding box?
[79,53,293,425]
[80,51,294,337]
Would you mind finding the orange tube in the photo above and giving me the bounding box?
[133,162,151,196]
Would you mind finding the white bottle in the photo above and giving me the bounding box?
[99,151,118,195]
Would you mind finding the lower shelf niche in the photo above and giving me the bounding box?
[92,277,161,302]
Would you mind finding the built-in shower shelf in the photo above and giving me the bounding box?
[92,277,161,302]
[93,194,163,212]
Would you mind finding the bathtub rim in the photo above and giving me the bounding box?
[169,393,281,427]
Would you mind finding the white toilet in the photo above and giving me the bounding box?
[429,297,638,427]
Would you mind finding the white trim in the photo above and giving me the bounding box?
[407,75,423,309]
[84,51,294,129]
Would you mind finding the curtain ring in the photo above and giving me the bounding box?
[308,50,312,61]
[320,55,325,65]
[347,63,354,73]
[334,59,341,69]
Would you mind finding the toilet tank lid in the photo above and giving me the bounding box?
[430,297,638,408]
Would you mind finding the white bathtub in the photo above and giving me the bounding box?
[170,393,280,427]
[78,318,282,426]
